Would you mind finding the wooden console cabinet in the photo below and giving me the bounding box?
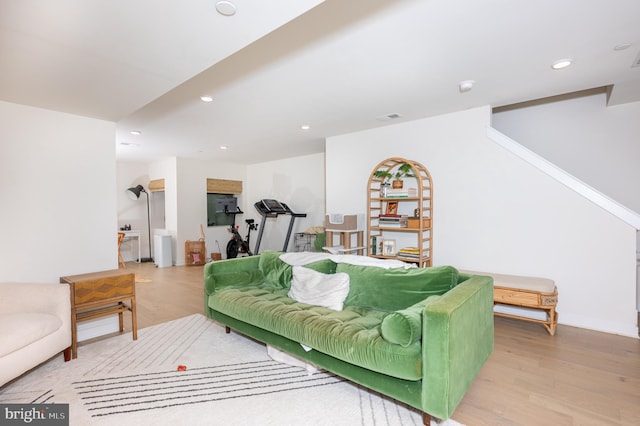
[60,269,137,359]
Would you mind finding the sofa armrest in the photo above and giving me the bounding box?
[0,282,71,347]
[204,256,263,294]
[0,282,70,319]
[421,274,494,420]
[204,256,264,317]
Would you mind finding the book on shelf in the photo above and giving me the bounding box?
[370,236,376,255]
[385,188,417,198]
[370,236,383,255]
[398,246,420,253]
[378,214,408,227]
[397,246,421,259]
[379,223,407,228]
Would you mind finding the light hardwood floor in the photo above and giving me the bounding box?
[117,261,640,425]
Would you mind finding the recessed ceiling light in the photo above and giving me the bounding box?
[220,146,228,150]
[215,1,236,16]
[458,80,475,93]
[200,95,213,102]
[551,59,573,70]
[613,43,632,51]
[300,125,310,130]
[130,130,142,136]
[376,113,402,121]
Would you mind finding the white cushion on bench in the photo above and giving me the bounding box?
[462,270,555,293]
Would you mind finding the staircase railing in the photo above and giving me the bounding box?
[487,126,640,230]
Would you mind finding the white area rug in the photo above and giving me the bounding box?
[0,314,464,426]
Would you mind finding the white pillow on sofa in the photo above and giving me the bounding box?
[288,266,350,311]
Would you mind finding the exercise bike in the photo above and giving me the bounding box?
[225,207,258,258]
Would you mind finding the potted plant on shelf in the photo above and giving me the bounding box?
[373,163,415,189]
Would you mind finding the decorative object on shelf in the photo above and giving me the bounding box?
[406,217,430,229]
[373,162,415,189]
[382,239,396,255]
[385,201,398,215]
[380,181,391,198]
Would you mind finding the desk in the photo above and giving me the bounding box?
[60,269,137,359]
[122,230,141,263]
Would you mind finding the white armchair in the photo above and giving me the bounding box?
[0,282,72,387]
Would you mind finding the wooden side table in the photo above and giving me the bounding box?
[60,269,137,359]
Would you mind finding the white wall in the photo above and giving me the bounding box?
[174,158,247,264]
[492,93,640,213]
[0,101,118,280]
[246,153,325,253]
[0,101,119,340]
[326,106,637,337]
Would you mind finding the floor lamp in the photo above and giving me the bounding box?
[127,184,153,262]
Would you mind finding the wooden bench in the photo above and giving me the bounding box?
[463,270,558,335]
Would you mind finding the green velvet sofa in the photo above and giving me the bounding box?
[204,251,494,424]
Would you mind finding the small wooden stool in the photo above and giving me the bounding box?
[463,270,558,335]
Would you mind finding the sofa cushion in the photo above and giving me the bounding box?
[304,259,338,275]
[339,264,459,311]
[0,313,62,357]
[288,266,350,311]
[380,296,439,347]
[211,269,266,292]
[209,287,422,381]
[259,251,337,289]
[259,250,293,288]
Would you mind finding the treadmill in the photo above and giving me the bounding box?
[253,199,307,254]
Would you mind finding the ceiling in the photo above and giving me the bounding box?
[1,0,639,165]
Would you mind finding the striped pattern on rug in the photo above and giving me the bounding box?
[79,314,213,378]
[0,314,464,425]
[74,360,344,417]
